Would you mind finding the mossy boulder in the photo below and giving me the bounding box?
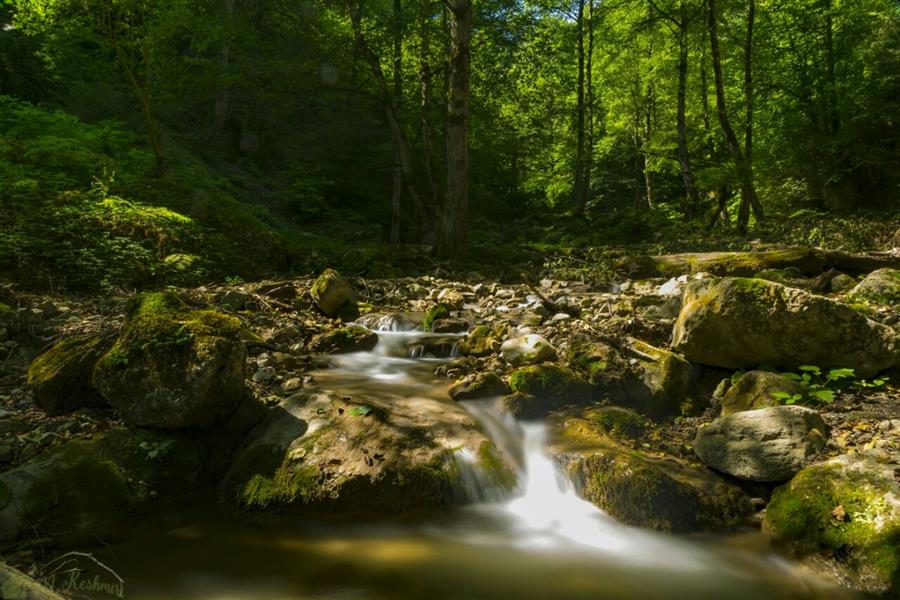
[310,269,357,319]
[449,371,510,401]
[694,406,829,482]
[27,334,113,412]
[673,277,900,378]
[506,365,594,419]
[422,304,450,332]
[220,391,516,514]
[616,248,826,279]
[764,454,900,596]
[848,268,900,307]
[721,370,805,416]
[93,292,246,428]
[0,427,206,546]
[500,334,557,366]
[309,326,378,354]
[457,324,504,357]
[549,410,751,533]
[0,562,66,600]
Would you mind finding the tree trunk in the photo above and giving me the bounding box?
[419,0,439,244]
[824,0,839,134]
[585,0,596,214]
[743,0,763,221]
[572,0,588,216]
[390,0,403,244]
[676,23,699,218]
[439,0,471,257]
[213,0,235,136]
[706,0,757,235]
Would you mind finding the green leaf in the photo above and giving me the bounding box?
[828,368,855,380]
[798,365,821,374]
[771,392,793,400]
[781,372,802,381]
[810,389,835,403]
[785,395,800,405]
[348,405,373,417]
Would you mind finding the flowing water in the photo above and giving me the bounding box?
[93,324,858,600]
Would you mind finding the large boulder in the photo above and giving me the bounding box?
[0,427,205,546]
[764,454,900,596]
[310,269,357,319]
[693,406,828,482]
[500,334,557,366]
[27,334,113,412]
[93,292,246,428]
[449,371,510,401]
[673,277,900,378]
[549,408,752,533]
[848,268,900,307]
[308,326,378,354]
[505,365,594,420]
[220,391,516,513]
[721,370,806,416]
[0,562,66,600]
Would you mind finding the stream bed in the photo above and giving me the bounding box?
[94,326,858,600]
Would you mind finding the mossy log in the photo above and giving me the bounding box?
[615,247,900,279]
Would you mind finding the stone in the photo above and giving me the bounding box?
[693,405,829,481]
[218,289,251,310]
[0,427,205,546]
[437,288,465,310]
[432,318,470,334]
[449,372,510,401]
[673,277,900,378]
[93,292,247,429]
[0,562,66,600]
[309,326,378,354]
[506,365,593,419]
[848,268,900,307]
[500,334,557,366]
[721,370,806,416]
[458,324,504,357]
[310,269,357,318]
[27,334,112,413]
[550,409,752,533]
[764,454,900,596]
[220,391,516,513]
[828,273,857,293]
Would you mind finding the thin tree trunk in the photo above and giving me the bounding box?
[419,0,439,243]
[213,0,235,136]
[676,22,699,218]
[824,0,839,134]
[573,0,588,215]
[585,0,596,213]
[440,0,471,257]
[390,0,403,244]
[743,0,764,221]
[707,0,757,235]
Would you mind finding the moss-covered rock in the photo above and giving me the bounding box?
[616,248,826,279]
[721,370,805,416]
[457,324,505,357]
[310,269,357,319]
[422,304,450,332]
[309,325,378,354]
[27,333,112,412]
[549,410,751,533]
[673,277,900,378]
[0,427,206,546]
[500,334,557,366]
[93,292,246,428]
[0,562,66,600]
[449,371,510,401]
[764,455,900,596]
[220,391,516,514]
[848,268,900,307]
[506,365,593,419]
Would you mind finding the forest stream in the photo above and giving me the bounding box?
[90,323,859,600]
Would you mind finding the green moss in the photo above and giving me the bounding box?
[423,304,450,332]
[477,441,517,492]
[590,407,646,439]
[458,324,502,357]
[0,302,11,313]
[766,462,899,582]
[27,334,106,388]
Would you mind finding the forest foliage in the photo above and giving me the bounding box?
[0,0,898,289]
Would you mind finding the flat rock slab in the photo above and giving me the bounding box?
[693,405,829,482]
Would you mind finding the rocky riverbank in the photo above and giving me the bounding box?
[0,250,898,597]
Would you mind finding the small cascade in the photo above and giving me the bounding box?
[449,447,513,504]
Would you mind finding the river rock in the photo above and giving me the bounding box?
[458,324,505,357]
[449,372,510,401]
[311,269,357,319]
[500,334,557,366]
[0,562,66,600]
[220,391,516,513]
[93,292,246,428]
[693,406,829,481]
[309,326,378,354]
[505,365,594,419]
[549,409,752,533]
[0,427,205,546]
[672,277,900,378]
[27,334,112,413]
[848,268,900,307]
[764,454,900,596]
[721,370,805,416]
[356,312,422,332]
